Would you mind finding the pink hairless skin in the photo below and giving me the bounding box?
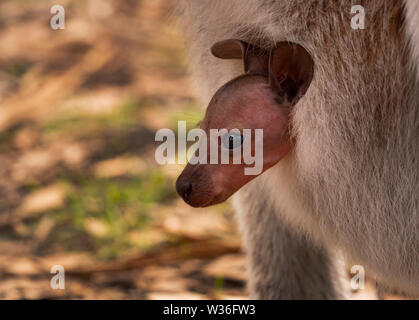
[176,40,314,208]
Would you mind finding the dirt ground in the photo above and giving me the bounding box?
[0,0,405,300]
[0,0,250,300]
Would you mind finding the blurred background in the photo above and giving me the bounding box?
[0,0,246,299]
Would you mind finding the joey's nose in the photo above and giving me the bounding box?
[176,179,193,202]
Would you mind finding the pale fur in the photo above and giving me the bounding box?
[406,0,419,73]
[178,0,419,298]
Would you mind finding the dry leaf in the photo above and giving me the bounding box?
[147,292,204,300]
[93,156,146,178]
[17,184,66,217]
[85,218,108,238]
[204,254,247,282]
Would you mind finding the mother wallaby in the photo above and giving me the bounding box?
[177,0,419,299]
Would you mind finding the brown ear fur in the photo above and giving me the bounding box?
[211,39,269,75]
[211,39,245,59]
[211,40,313,105]
[269,42,314,105]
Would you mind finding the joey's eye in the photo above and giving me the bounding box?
[222,132,243,150]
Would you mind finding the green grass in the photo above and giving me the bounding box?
[1,61,31,78]
[14,86,203,259]
[49,169,176,259]
[41,98,142,137]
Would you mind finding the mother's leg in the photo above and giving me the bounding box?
[234,183,346,299]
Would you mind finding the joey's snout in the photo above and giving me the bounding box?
[175,177,192,203]
[176,164,226,208]
[176,164,211,207]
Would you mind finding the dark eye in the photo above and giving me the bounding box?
[222,132,243,150]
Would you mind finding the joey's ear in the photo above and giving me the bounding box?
[211,39,245,59]
[269,42,314,105]
[211,39,269,75]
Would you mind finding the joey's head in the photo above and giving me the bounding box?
[176,40,314,207]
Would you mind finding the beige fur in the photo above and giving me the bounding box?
[178,0,419,298]
[406,0,419,73]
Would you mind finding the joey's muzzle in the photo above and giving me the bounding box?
[175,163,222,208]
